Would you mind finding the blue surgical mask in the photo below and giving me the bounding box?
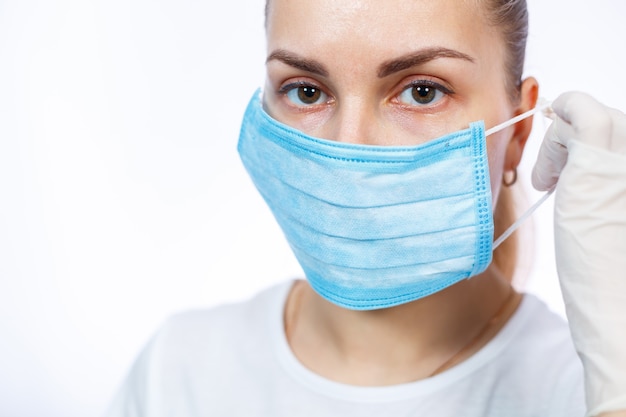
[238,89,550,310]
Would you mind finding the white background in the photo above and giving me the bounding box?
[0,0,624,416]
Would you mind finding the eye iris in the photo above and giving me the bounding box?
[412,86,436,104]
[297,86,321,104]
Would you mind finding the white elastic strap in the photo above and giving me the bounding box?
[485,98,553,137]
[492,188,555,250]
[487,98,555,250]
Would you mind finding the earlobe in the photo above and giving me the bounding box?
[504,77,540,171]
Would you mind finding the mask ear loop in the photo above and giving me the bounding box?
[485,98,553,137]
[486,99,555,250]
[492,188,554,250]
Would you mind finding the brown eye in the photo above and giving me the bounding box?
[284,84,328,106]
[397,82,447,107]
[412,86,437,104]
[297,86,321,104]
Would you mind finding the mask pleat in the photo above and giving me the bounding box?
[238,89,494,310]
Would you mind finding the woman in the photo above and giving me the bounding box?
[105,0,626,415]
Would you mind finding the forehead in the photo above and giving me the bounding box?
[266,0,495,63]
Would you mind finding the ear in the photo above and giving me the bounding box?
[504,77,539,171]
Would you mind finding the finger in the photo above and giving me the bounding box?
[531,121,569,191]
[608,107,626,154]
[552,92,613,149]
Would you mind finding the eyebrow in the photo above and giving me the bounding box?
[266,49,329,77]
[266,47,474,79]
[377,47,475,78]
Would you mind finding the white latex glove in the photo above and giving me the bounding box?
[532,92,626,417]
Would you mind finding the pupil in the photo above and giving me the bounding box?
[298,86,321,104]
[412,86,435,103]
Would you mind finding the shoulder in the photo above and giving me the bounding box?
[103,280,294,417]
[457,292,582,390]
[152,280,292,358]
[490,293,585,415]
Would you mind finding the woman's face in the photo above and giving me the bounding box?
[264,0,537,202]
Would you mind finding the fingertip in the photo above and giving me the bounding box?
[552,91,603,124]
[530,168,554,191]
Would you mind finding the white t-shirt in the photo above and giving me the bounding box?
[104,280,585,417]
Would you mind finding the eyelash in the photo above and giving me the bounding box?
[278,81,313,95]
[404,79,453,95]
[277,81,331,105]
[395,79,454,107]
[276,78,454,108]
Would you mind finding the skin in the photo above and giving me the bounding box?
[259,2,626,414]
[264,0,539,386]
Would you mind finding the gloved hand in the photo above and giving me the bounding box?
[532,92,626,417]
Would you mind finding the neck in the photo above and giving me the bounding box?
[284,266,521,385]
